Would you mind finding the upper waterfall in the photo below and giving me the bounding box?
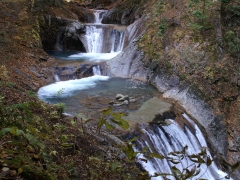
[92,9,108,24]
[79,10,126,53]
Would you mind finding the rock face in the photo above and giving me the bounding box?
[102,4,141,25]
[40,17,87,51]
[103,42,147,80]
[102,17,148,80]
[54,63,101,81]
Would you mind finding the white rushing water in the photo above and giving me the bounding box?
[38,75,109,98]
[85,25,104,53]
[110,29,125,53]
[58,52,119,62]
[54,74,60,82]
[83,25,125,53]
[92,65,101,75]
[92,9,108,24]
[82,10,125,53]
[135,114,231,180]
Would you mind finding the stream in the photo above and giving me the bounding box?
[38,10,231,180]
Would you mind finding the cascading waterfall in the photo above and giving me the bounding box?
[54,74,60,82]
[110,29,125,53]
[92,9,108,24]
[83,10,125,53]
[85,25,104,53]
[134,114,230,180]
[92,65,101,75]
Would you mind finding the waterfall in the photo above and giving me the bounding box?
[80,10,125,54]
[54,74,60,82]
[85,25,104,53]
[134,114,231,180]
[83,26,125,53]
[83,25,125,53]
[110,30,125,53]
[92,10,108,24]
[92,65,101,75]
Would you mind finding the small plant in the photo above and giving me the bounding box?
[188,22,204,32]
[224,30,240,55]
[158,18,167,36]
[0,127,44,152]
[188,0,216,32]
[53,102,65,114]
[97,107,129,133]
[57,88,65,96]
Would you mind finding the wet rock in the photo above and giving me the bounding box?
[208,115,228,155]
[118,95,129,101]
[122,100,129,105]
[150,113,168,125]
[162,110,176,120]
[113,94,136,106]
[116,94,124,99]
[150,111,175,126]
[54,64,95,80]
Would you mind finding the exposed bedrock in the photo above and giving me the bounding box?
[102,4,141,25]
[54,64,100,81]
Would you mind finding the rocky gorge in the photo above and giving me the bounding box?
[0,0,239,179]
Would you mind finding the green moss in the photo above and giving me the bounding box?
[204,66,215,81]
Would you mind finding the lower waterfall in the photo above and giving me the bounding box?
[134,114,230,180]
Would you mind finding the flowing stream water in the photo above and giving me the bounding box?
[38,10,231,180]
